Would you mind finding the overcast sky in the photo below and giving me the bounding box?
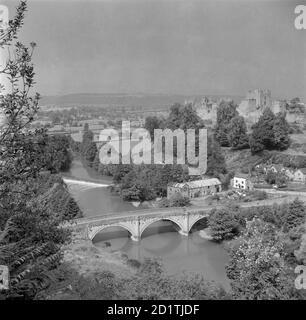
[3,0,306,100]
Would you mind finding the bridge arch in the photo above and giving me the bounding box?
[140,217,184,239]
[188,215,208,233]
[89,224,136,241]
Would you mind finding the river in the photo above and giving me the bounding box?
[64,159,230,289]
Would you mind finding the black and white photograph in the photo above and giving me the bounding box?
[0,0,306,306]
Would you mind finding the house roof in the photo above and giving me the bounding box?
[170,178,221,189]
[234,173,249,179]
[269,164,284,171]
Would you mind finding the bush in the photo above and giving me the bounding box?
[169,193,191,207]
[158,198,171,207]
[208,208,241,241]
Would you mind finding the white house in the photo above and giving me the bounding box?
[231,174,253,190]
[293,168,306,183]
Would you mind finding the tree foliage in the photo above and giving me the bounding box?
[226,219,304,300]
[249,109,290,154]
[214,100,239,147]
[208,207,241,241]
[227,115,249,150]
[283,198,306,232]
[0,1,77,299]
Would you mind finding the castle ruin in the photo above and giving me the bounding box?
[186,97,218,126]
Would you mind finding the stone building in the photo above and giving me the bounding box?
[167,178,222,199]
[186,97,218,126]
[237,89,306,129]
[238,89,272,116]
[195,97,218,126]
[237,89,273,128]
[271,100,287,114]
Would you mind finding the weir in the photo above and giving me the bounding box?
[63,177,110,188]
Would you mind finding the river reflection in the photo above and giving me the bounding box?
[93,221,230,289]
[65,159,230,288]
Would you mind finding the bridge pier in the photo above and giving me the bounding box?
[131,235,141,242]
[178,230,189,237]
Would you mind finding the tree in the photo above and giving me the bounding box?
[42,135,73,173]
[206,135,227,176]
[283,198,306,232]
[168,193,190,207]
[80,124,97,166]
[0,1,74,299]
[165,103,204,131]
[208,208,241,241]
[265,171,277,184]
[275,173,288,187]
[250,108,290,154]
[273,112,290,150]
[227,115,249,150]
[144,116,163,140]
[249,108,276,153]
[214,100,239,147]
[226,219,302,300]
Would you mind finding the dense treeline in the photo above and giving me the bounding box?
[207,199,306,299]
[214,100,290,154]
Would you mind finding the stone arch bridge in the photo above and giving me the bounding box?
[68,208,210,242]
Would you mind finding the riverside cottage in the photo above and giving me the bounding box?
[167,178,222,199]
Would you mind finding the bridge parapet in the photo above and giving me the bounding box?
[67,207,211,241]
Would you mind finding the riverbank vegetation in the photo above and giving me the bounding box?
[37,253,229,300]
[207,199,306,299]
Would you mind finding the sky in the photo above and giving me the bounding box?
[2,0,306,100]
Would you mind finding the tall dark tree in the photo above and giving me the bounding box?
[206,135,227,176]
[80,123,97,166]
[144,115,163,140]
[273,112,290,150]
[214,100,238,146]
[249,108,276,154]
[227,115,249,150]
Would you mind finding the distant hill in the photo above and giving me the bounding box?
[39,93,243,109]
